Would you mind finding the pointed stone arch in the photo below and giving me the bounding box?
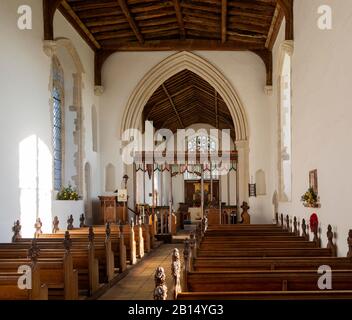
[121,51,250,204]
[120,51,249,142]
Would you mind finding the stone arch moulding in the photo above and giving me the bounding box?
[43,37,85,194]
[120,51,249,142]
[120,51,250,203]
[43,37,85,75]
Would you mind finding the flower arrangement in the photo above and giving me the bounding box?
[301,187,319,207]
[57,185,80,201]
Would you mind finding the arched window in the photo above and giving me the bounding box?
[278,50,292,201]
[52,57,64,191]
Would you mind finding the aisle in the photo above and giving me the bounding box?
[99,243,184,300]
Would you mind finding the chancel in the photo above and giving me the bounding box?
[0,0,352,302]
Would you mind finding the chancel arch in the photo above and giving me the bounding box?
[121,51,250,209]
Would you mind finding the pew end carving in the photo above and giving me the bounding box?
[154,266,167,300]
[171,248,181,299]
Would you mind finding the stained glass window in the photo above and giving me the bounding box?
[52,58,64,191]
[184,136,217,180]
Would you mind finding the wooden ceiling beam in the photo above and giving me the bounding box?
[221,0,227,43]
[94,49,115,86]
[265,3,285,49]
[173,0,186,39]
[251,48,273,86]
[162,84,184,128]
[117,0,144,44]
[277,0,294,40]
[101,39,263,51]
[145,85,194,119]
[43,0,63,40]
[59,1,101,50]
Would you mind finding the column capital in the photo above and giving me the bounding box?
[94,85,104,96]
[264,85,273,96]
[43,40,57,57]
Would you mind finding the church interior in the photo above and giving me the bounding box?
[1,0,352,302]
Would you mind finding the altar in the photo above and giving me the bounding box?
[188,207,202,222]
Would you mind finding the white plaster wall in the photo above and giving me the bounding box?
[0,2,100,242]
[0,0,52,241]
[276,0,352,256]
[100,51,274,224]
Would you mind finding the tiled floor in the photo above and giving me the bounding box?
[99,241,186,300]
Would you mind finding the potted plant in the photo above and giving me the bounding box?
[301,187,320,208]
[53,184,83,229]
[57,184,81,200]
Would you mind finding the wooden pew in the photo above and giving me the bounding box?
[199,241,317,249]
[36,227,116,283]
[193,256,352,272]
[0,239,78,299]
[176,222,352,301]
[177,290,352,300]
[186,270,352,292]
[0,272,48,300]
[43,224,127,273]
[197,247,332,258]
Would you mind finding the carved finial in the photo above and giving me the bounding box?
[28,239,40,262]
[293,217,298,235]
[327,225,336,257]
[302,219,308,240]
[67,215,74,230]
[240,201,250,224]
[88,226,94,242]
[171,248,181,299]
[52,216,59,234]
[34,218,43,238]
[63,231,72,251]
[280,214,284,228]
[105,222,111,238]
[12,220,22,242]
[153,266,167,300]
[347,230,352,258]
[79,214,85,228]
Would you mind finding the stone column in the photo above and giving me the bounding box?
[235,140,249,206]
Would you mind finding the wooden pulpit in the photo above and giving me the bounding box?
[99,196,117,224]
[98,196,127,224]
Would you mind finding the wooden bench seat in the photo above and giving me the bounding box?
[177,290,352,300]
[193,256,352,271]
[5,240,101,295]
[197,247,332,258]
[186,270,352,292]
[0,255,78,300]
[199,241,317,249]
[0,272,48,300]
